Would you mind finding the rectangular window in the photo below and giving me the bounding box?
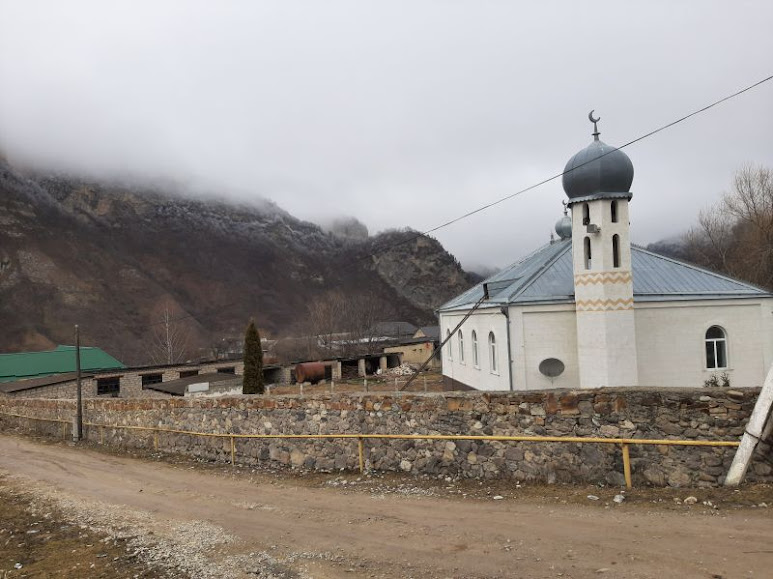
[705,342,714,368]
[216,367,236,375]
[179,369,199,378]
[141,373,163,387]
[717,343,727,368]
[96,377,120,396]
[706,341,728,369]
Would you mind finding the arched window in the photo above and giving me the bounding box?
[705,326,727,369]
[458,330,465,363]
[582,203,590,225]
[471,330,479,368]
[488,332,497,373]
[611,200,618,223]
[446,329,452,361]
[612,234,620,268]
[584,236,592,270]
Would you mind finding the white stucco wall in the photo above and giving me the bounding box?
[513,305,579,391]
[440,308,510,391]
[441,297,773,391]
[634,298,773,389]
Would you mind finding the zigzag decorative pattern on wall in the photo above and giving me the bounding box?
[575,297,634,312]
[574,271,632,286]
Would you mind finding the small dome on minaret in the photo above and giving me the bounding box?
[562,111,634,202]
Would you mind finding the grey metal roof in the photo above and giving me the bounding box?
[415,326,440,340]
[144,372,238,396]
[440,240,772,312]
[0,371,93,394]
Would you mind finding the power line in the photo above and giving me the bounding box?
[359,73,773,265]
[75,72,773,332]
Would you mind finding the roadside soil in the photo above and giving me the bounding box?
[1,433,772,579]
[0,477,185,578]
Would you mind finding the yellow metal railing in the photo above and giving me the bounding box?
[0,411,740,489]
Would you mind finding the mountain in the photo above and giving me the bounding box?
[0,158,478,364]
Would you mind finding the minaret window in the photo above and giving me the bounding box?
[458,330,465,363]
[584,236,592,270]
[705,326,728,369]
[611,201,618,223]
[582,203,590,225]
[446,330,452,361]
[612,234,620,268]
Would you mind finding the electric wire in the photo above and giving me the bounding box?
[91,73,773,330]
[360,73,773,264]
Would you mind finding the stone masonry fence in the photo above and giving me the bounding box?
[0,387,771,487]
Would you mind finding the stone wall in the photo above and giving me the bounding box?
[1,387,770,487]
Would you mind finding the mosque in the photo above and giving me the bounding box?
[438,114,773,391]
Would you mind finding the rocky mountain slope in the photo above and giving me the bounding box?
[0,158,477,364]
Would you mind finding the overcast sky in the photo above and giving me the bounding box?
[1,1,772,270]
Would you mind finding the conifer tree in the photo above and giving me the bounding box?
[242,319,264,394]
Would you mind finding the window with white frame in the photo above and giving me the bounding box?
[488,331,497,373]
[458,330,465,363]
[705,326,728,369]
[446,329,452,361]
[472,330,479,368]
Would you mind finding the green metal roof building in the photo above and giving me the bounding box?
[0,345,125,383]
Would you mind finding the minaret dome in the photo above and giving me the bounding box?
[562,111,634,203]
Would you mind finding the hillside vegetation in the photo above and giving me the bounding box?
[0,158,477,364]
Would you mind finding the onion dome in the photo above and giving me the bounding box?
[562,111,634,203]
[555,214,572,240]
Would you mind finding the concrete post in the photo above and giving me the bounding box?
[379,356,387,372]
[357,358,366,377]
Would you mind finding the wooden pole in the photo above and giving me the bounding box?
[75,325,83,441]
[726,363,773,486]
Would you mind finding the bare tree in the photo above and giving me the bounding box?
[149,303,190,364]
[685,205,736,275]
[685,165,773,289]
[301,290,397,358]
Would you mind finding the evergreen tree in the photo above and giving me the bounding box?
[242,319,264,394]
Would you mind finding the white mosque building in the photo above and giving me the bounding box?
[438,114,773,391]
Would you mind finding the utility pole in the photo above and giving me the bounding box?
[75,324,83,441]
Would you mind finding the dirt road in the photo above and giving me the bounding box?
[1,434,771,579]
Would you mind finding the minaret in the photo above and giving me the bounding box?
[563,112,638,388]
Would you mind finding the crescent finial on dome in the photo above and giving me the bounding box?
[588,110,601,141]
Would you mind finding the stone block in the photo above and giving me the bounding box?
[599,425,620,437]
[642,466,666,486]
[289,449,305,466]
[667,468,691,487]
